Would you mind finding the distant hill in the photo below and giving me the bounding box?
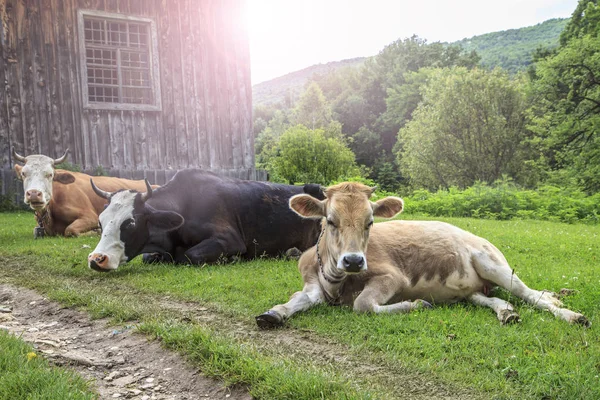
[453,18,568,74]
[252,18,568,106]
[252,58,366,106]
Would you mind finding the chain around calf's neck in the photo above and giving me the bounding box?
[315,224,345,285]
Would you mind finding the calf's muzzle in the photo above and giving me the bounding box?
[341,253,366,273]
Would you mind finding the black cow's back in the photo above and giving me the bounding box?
[144,169,322,259]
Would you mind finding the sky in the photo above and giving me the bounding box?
[246,0,579,84]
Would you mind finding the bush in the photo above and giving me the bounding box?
[402,180,600,224]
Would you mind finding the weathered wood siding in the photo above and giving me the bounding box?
[0,0,254,179]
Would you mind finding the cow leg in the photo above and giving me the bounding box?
[472,251,590,327]
[468,292,520,324]
[256,282,324,329]
[64,218,100,237]
[353,275,431,314]
[181,234,247,265]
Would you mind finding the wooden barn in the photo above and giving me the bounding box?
[0,0,259,201]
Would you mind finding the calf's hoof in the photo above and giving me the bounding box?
[415,299,433,309]
[574,314,591,328]
[499,309,521,325]
[558,288,579,298]
[33,227,45,239]
[256,310,284,329]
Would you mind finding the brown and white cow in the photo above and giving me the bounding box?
[256,182,590,328]
[12,148,156,238]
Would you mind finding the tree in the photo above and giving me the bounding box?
[271,125,359,185]
[292,82,332,129]
[528,0,600,192]
[397,67,528,189]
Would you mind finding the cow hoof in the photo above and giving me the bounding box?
[574,315,591,328]
[33,227,45,239]
[500,310,521,325]
[256,310,284,329]
[285,247,302,260]
[142,253,164,264]
[415,299,433,309]
[558,288,578,298]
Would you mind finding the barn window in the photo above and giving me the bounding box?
[77,10,162,111]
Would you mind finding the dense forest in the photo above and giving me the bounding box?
[253,18,567,106]
[252,0,600,217]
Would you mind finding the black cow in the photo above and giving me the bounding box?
[87,169,324,271]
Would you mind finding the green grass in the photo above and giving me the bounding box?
[1,211,599,399]
[0,330,95,400]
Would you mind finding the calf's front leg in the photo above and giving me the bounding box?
[256,282,324,329]
[353,275,432,314]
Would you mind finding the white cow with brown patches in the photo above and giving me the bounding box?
[256,182,590,328]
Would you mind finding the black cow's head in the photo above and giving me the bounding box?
[87,179,184,271]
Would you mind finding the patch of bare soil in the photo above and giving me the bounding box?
[0,284,252,400]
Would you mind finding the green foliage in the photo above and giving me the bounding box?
[405,179,600,224]
[270,125,360,185]
[291,82,333,129]
[54,162,81,172]
[528,5,600,193]
[397,67,529,189]
[0,331,94,400]
[454,18,568,74]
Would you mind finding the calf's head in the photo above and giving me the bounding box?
[87,179,183,271]
[12,148,72,211]
[289,182,404,273]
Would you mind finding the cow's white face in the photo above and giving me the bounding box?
[15,155,57,211]
[89,190,138,271]
[290,183,404,274]
[13,149,70,211]
[88,181,184,272]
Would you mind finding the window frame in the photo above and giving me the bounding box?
[77,9,162,111]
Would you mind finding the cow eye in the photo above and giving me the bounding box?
[125,218,135,228]
[366,221,374,230]
[326,219,337,229]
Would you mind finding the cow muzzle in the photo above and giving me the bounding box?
[88,253,115,272]
[339,252,367,274]
[25,189,47,210]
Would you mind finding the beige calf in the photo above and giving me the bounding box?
[256,182,589,328]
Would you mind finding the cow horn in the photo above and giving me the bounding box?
[140,179,153,202]
[12,147,27,163]
[90,178,110,199]
[53,148,69,164]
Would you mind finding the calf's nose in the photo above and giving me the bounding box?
[88,253,110,271]
[342,253,365,273]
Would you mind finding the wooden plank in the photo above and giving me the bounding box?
[166,0,188,168]
[188,0,209,168]
[40,0,63,160]
[157,0,176,169]
[0,0,12,169]
[122,110,134,169]
[223,0,242,170]
[72,0,91,166]
[176,0,198,167]
[200,0,218,168]
[234,0,254,171]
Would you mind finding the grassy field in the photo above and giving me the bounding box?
[0,330,95,400]
[0,211,598,399]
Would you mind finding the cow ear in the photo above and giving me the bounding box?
[372,197,404,218]
[147,209,184,231]
[303,183,326,200]
[290,194,325,219]
[14,165,23,180]
[54,172,76,185]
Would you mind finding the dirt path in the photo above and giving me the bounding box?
[0,284,252,400]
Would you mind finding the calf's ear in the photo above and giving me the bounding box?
[372,197,404,218]
[14,165,23,180]
[289,194,325,219]
[147,209,184,231]
[54,172,76,185]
